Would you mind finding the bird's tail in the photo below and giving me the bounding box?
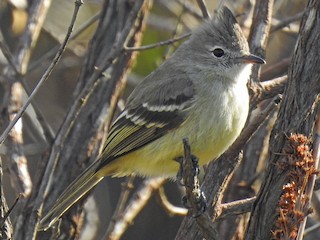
[38,160,104,231]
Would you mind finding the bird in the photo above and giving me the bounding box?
[39,6,265,231]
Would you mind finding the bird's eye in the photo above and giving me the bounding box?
[211,48,225,58]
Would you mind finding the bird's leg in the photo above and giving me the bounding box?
[191,155,200,177]
[175,155,201,185]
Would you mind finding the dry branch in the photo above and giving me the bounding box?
[246,1,320,238]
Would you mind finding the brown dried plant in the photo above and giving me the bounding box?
[273,134,316,239]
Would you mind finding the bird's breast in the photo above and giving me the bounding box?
[186,81,249,165]
[105,81,249,178]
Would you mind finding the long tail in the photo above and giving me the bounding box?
[39,160,105,231]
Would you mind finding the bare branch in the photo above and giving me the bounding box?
[196,0,211,19]
[175,97,278,240]
[0,194,22,228]
[15,0,52,75]
[0,0,81,146]
[0,33,20,76]
[175,0,203,19]
[28,11,101,72]
[246,1,320,238]
[124,32,191,52]
[105,177,166,240]
[249,75,287,107]
[156,186,187,216]
[180,138,218,240]
[271,11,304,33]
[297,112,320,239]
[102,176,135,238]
[260,57,291,80]
[35,1,150,238]
[0,159,12,239]
[304,222,320,237]
[248,0,274,81]
[216,197,256,220]
[12,1,83,239]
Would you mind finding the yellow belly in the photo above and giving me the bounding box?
[98,78,249,178]
[100,95,248,177]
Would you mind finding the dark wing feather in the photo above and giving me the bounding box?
[98,75,195,169]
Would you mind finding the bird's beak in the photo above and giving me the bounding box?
[238,54,266,64]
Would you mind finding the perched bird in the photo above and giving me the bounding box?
[39,6,265,231]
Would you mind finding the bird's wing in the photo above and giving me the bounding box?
[98,76,195,168]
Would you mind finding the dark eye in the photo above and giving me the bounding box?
[212,48,225,58]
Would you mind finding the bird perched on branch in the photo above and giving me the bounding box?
[39,6,265,231]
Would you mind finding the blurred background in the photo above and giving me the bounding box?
[0,0,312,239]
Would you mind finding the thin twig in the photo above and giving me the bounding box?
[216,197,256,220]
[161,7,187,60]
[3,0,52,219]
[157,186,187,216]
[0,194,22,228]
[20,81,55,142]
[260,57,291,80]
[15,0,52,75]
[0,1,57,144]
[102,176,135,239]
[175,0,203,19]
[297,112,320,239]
[0,32,20,76]
[196,0,211,19]
[182,138,218,239]
[248,0,274,81]
[124,32,190,52]
[271,11,304,33]
[249,75,287,107]
[0,159,12,238]
[0,1,82,146]
[105,177,166,240]
[36,0,147,236]
[28,11,101,72]
[314,178,320,191]
[304,222,320,236]
[18,1,83,239]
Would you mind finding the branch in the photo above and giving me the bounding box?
[270,11,304,33]
[124,32,190,52]
[175,97,278,239]
[196,0,211,19]
[35,1,150,238]
[102,176,135,238]
[28,11,101,72]
[156,186,188,216]
[15,0,52,75]
[0,0,81,146]
[249,75,287,107]
[248,0,274,81]
[105,177,166,240]
[297,112,320,239]
[180,138,218,240]
[12,1,83,239]
[0,32,20,76]
[0,159,12,239]
[260,57,291,80]
[1,0,53,227]
[0,194,22,228]
[245,1,320,238]
[175,0,203,20]
[216,197,256,220]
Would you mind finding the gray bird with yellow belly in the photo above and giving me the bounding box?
[39,6,265,231]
